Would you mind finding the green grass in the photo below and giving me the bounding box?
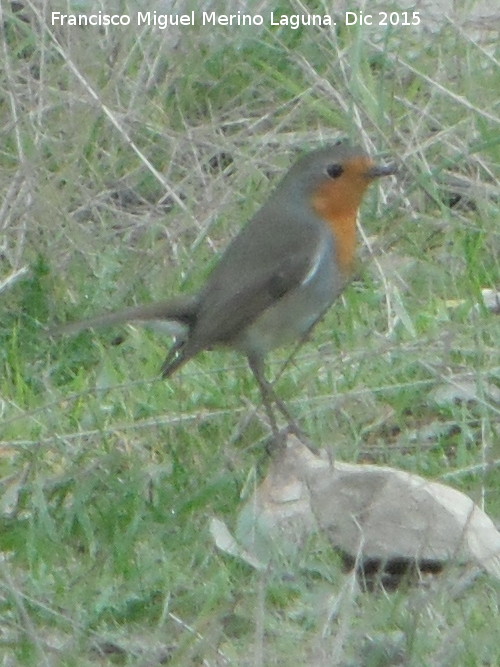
[1,0,499,664]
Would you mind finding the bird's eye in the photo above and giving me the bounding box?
[326,163,344,179]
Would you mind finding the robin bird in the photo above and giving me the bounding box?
[54,142,395,443]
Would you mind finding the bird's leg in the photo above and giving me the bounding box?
[247,353,282,448]
[247,353,312,451]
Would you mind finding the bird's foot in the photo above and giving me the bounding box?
[265,423,318,456]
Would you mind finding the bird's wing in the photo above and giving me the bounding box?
[187,249,316,350]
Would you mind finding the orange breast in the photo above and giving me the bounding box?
[311,157,373,276]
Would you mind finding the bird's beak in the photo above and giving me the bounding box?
[366,162,397,178]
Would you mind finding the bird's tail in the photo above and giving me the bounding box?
[160,339,191,378]
[50,295,199,337]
